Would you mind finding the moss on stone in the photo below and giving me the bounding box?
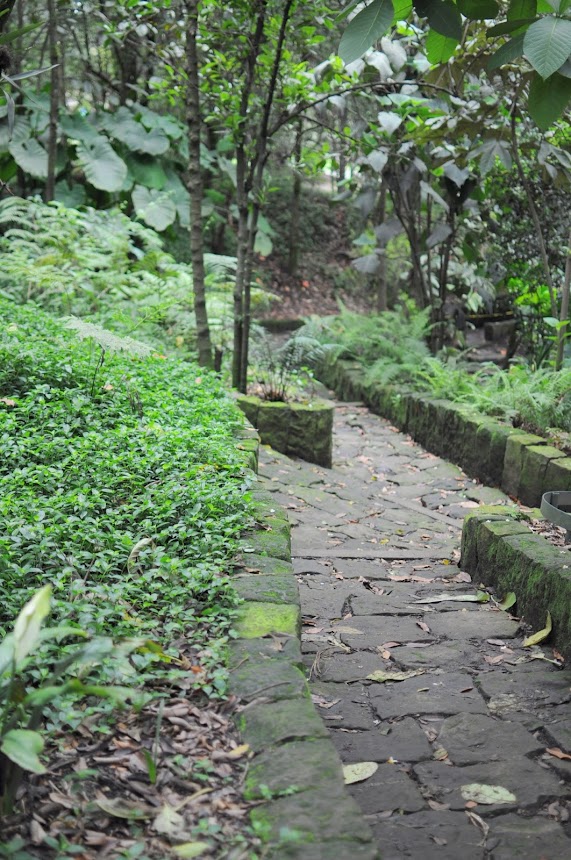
[244,524,291,560]
[235,601,300,638]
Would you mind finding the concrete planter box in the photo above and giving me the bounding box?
[236,394,334,468]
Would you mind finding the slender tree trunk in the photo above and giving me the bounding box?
[511,107,557,317]
[232,145,249,388]
[375,178,388,312]
[287,119,303,275]
[556,229,571,371]
[185,0,213,368]
[45,0,59,202]
[0,0,17,32]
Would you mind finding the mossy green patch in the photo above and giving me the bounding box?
[235,601,300,638]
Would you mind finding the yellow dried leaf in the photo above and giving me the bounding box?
[227,744,250,760]
[343,761,378,785]
[523,611,552,647]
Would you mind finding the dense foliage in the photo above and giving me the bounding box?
[310,306,571,441]
[0,299,254,706]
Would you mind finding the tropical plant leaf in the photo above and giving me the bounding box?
[528,72,571,129]
[76,136,128,192]
[488,33,526,70]
[458,0,499,17]
[523,16,571,78]
[64,317,154,357]
[13,584,51,665]
[9,136,48,178]
[339,0,395,64]
[523,610,552,646]
[132,185,177,232]
[1,729,46,774]
[497,592,517,611]
[426,29,459,63]
[508,0,537,18]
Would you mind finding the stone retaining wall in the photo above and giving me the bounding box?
[320,360,571,506]
[229,422,378,859]
[461,507,571,659]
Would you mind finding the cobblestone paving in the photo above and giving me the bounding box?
[258,402,571,859]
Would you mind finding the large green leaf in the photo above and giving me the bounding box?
[76,136,128,192]
[528,71,571,128]
[9,137,48,179]
[487,18,536,35]
[487,32,526,69]
[163,168,191,228]
[508,0,537,17]
[104,107,170,156]
[392,0,413,18]
[426,29,459,62]
[339,0,395,63]
[134,104,185,140]
[523,16,571,78]
[415,0,462,39]
[132,185,177,232]
[125,153,168,190]
[59,111,100,143]
[1,730,46,774]
[457,0,499,18]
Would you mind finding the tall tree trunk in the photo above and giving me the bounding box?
[287,119,303,276]
[556,229,571,371]
[45,0,59,202]
[185,0,213,368]
[232,144,249,388]
[0,0,17,32]
[375,178,388,312]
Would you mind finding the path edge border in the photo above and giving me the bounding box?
[229,422,379,859]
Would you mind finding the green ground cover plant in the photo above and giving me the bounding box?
[309,306,571,442]
[0,299,255,804]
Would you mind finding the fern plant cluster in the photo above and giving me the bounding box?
[0,197,276,358]
[309,306,571,440]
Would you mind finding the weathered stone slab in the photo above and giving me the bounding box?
[233,552,294,577]
[234,573,299,604]
[486,814,571,860]
[330,718,432,763]
[427,610,520,640]
[249,783,373,845]
[338,615,435,649]
[272,841,379,860]
[395,641,478,670]
[348,764,425,814]
[238,698,329,752]
[519,444,567,506]
[437,712,543,764]
[370,672,488,718]
[235,601,300,638]
[544,717,571,753]
[414,757,565,812]
[476,665,571,712]
[370,810,484,860]
[310,681,374,730]
[502,433,545,498]
[230,657,308,704]
[545,456,571,493]
[316,651,397,683]
[245,738,344,799]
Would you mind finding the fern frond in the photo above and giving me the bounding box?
[64,317,154,358]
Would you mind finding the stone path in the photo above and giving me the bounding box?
[258,401,571,859]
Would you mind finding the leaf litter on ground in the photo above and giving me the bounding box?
[343,762,379,784]
[523,611,552,647]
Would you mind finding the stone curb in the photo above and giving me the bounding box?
[460,506,571,658]
[230,423,379,859]
[319,359,571,506]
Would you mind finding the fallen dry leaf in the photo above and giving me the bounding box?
[343,761,378,784]
[416,621,431,633]
[546,747,571,761]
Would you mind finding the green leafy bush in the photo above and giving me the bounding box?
[0,300,254,710]
[311,304,571,439]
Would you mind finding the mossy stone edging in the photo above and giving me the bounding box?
[319,359,571,505]
[236,393,334,468]
[230,423,379,859]
[460,506,571,658]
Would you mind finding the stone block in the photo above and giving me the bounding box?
[235,601,300,639]
[233,573,299,605]
[501,432,545,498]
[545,456,571,492]
[238,698,329,751]
[518,444,567,506]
